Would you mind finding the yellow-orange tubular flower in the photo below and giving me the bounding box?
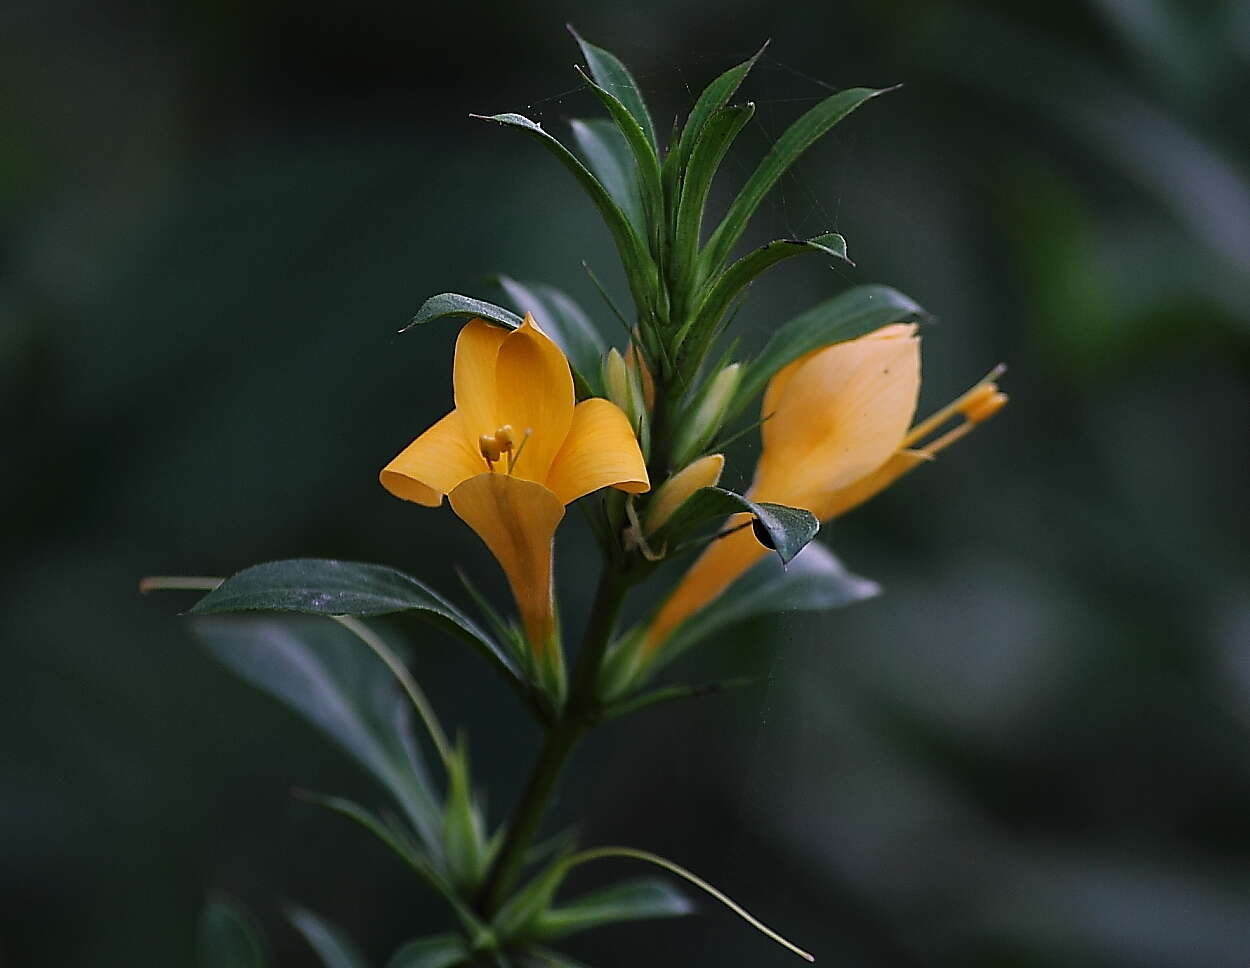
[381,315,649,655]
[646,323,1006,652]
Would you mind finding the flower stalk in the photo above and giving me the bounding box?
[477,564,631,915]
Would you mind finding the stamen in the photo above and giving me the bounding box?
[479,433,501,469]
[903,364,1007,448]
[507,428,533,474]
[965,391,1008,424]
[495,424,515,450]
[918,419,976,457]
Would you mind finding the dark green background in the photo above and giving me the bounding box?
[4,0,1249,964]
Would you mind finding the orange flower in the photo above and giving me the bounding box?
[381,316,649,655]
[647,323,1005,651]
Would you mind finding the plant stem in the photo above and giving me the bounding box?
[478,566,630,914]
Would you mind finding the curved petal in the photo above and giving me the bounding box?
[448,473,565,655]
[453,319,509,448]
[546,398,650,505]
[752,324,920,508]
[380,409,485,506]
[815,449,929,520]
[645,522,769,654]
[493,315,575,484]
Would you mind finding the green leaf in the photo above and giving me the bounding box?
[602,677,754,719]
[405,293,523,332]
[730,283,926,422]
[496,276,605,382]
[298,791,441,885]
[442,739,488,891]
[568,119,644,233]
[532,878,693,939]
[678,232,849,360]
[492,855,570,941]
[665,44,768,200]
[192,616,444,850]
[388,934,471,968]
[472,113,655,313]
[702,86,891,273]
[288,906,369,968]
[298,790,489,941]
[197,896,268,968]
[650,486,819,565]
[189,558,518,683]
[568,27,657,149]
[520,948,595,968]
[659,541,880,668]
[575,69,663,251]
[670,103,756,308]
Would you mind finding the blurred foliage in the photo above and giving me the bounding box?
[2,0,1248,965]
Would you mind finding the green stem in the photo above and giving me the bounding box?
[478,567,630,915]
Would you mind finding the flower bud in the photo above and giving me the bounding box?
[671,363,741,467]
[602,348,631,413]
[645,454,725,533]
[602,346,650,454]
[625,341,655,411]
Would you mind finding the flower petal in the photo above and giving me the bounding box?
[752,323,920,509]
[817,448,929,520]
[493,315,575,483]
[645,522,769,654]
[545,398,650,505]
[380,409,485,506]
[453,318,509,448]
[448,472,565,654]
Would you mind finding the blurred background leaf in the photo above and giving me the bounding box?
[2,0,1248,966]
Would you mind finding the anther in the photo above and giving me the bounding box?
[479,434,502,463]
[495,424,515,450]
[965,390,1008,424]
[954,382,999,419]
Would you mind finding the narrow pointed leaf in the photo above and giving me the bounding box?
[388,935,470,968]
[569,27,657,148]
[492,855,570,940]
[666,44,767,194]
[730,284,926,421]
[189,558,518,682]
[659,542,880,667]
[442,741,488,891]
[650,486,818,564]
[575,68,663,248]
[405,293,523,332]
[568,119,644,231]
[298,791,439,883]
[680,232,849,353]
[472,113,655,312]
[496,276,605,381]
[288,907,369,968]
[192,616,444,849]
[197,896,268,968]
[702,86,890,272]
[670,103,756,306]
[299,791,488,939]
[602,677,754,719]
[520,950,594,968]
[533,878,694,939]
